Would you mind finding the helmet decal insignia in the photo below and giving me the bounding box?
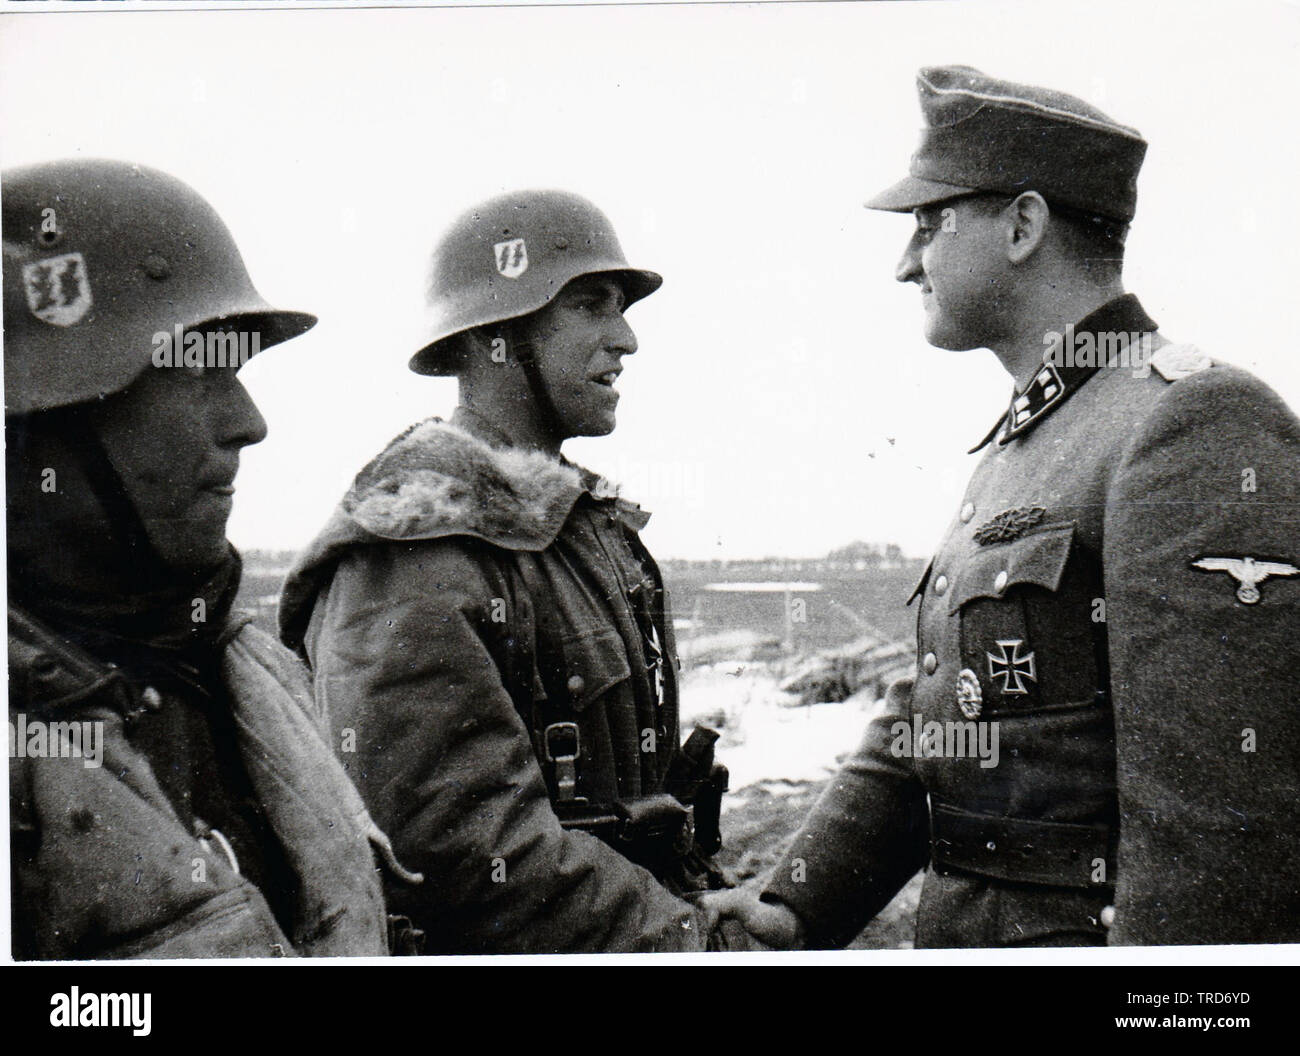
[493,238,528,279]
[22,252,93,327]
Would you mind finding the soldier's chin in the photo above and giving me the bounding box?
[150,522,232,575]
[573,410,617,438]
[924,317,982,352]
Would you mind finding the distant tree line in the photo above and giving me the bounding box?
[825,541,907,566]
[658,542,915,574]
[244,542,915,575]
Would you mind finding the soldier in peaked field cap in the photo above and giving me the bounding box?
[5,159,413,960]
[706,67,1300,949]
[864,64,1148,222]
[279,189,737,955]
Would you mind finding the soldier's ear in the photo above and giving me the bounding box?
[459,328,492,358]
[1006,191,1050,264]
[457,326,518,375]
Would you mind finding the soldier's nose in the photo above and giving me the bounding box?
[896,242,923,284]
[225,378,269,448]
[608,314,638,357]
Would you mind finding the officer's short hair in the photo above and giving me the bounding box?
[964,192,1128,281]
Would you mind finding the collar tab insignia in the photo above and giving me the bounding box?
[971,296,1157,450]
[1000,364,1065,441]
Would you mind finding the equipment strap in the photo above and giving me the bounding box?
[8,606,140,718]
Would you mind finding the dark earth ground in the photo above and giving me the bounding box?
[716,778,922,949]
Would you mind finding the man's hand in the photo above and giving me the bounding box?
[697,887,805,950]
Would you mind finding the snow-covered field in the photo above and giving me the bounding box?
[680,659,922,949]
[679,660,882,795]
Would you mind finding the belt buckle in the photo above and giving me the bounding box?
[543,722,585,804]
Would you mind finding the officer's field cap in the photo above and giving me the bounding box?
[867,65,1148,223]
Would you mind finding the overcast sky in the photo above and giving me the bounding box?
[3,0,1298,560]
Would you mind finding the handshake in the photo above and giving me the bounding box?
[696,885,807,952]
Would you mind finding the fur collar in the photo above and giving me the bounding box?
[343,418,590,551]
[280,417,650,650]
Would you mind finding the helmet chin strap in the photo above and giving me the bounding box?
[71,416,182,594]
[507,324,566,449]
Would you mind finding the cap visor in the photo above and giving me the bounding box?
[865,175,982,213]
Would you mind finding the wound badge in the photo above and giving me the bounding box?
[973,506,1046,546]
[956,668,983,719]
[22,252,93,326]
[1191,555,1299,605]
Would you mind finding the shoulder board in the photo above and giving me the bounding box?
[1150,343,1213,383]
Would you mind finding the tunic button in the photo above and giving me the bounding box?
[566,675,585,696]
[1100,905,1115,929]
[994,570,1009,592]
[922,653,937,675]
[960,502,975,523]
[933,574,948,595]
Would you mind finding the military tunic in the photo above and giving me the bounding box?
[279,411,720,954]
[765,295,1300,947]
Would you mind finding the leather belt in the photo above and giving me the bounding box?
[930,801,1115,889]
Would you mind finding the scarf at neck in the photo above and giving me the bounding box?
[10,546,245,699]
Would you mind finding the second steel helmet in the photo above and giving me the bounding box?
[3,158,317,416]
[409,189,662,376]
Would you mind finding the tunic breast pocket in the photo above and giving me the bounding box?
[553,627,633,712]
[948,522,1105,719]
[541,628,636,806]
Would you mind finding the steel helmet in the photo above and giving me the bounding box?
[409,189,662,376]
[3,158,316,416]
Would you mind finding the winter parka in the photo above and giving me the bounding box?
[279,413,713,954]
[10,610,394,959]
